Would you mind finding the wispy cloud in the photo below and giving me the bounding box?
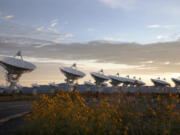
[50,19,58,28]
[58,33,73,38]
[5,15,14,19]
[98,0,136,9]
[157,35,169,40]
[164,61,170,65]
[53,33,74,42]
[140,61,154,64]
[156,33,180,41]
[148,24,177,29]
[36,26,44,31]
[0,12,14,20]
[103,37,122,41]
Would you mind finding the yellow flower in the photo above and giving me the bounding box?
[157,95,161,101]
[125,126,129,131]
[167,104,176,110]
[164,129,169,135]
[152,111,156,116]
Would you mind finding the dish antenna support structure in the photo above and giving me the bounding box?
[0,51,36,93]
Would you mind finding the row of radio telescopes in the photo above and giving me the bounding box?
[0,51,180,93]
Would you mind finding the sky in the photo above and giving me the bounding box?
[1,0,180,43]
[0,0,180,86]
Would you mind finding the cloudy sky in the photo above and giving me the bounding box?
[1,0,180,43]
[0,0,180,86]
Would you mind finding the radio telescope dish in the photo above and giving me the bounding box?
[109,73,127,86]
[135,79,145,87]
[90,69,109,92]
[60,63,86,91]
[0,51,36,93]
[109,73,128,92]
[49,82,58,93]
[171,78,180,89]
[151,78,170,87]
[121,75,135,87]
[91,69,109,85]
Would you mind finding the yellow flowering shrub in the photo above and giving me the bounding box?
[23,90,180,135]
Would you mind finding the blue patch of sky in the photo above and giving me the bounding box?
[0,0,180,43]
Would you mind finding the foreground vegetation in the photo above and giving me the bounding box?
[20,90,179,135]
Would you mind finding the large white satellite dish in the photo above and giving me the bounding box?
[171,78,180,88]
[91,69,109,86]
[90,69,109,92]
[60,63,86,91]
[130,77,146,87]
[109,73,129,92]
[0,51,36,93]
[121,75,135,87]
[135,78,146,87]
[151,78,170,87]
[109,73,127,86]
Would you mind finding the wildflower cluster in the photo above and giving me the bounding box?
[24,91,180,135]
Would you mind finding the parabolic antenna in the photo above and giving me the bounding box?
[60,63,86,91]
[151,78,170,87]
[109,73,127,86]
[130,77,146,87]
[0,51,36,93]
[90,69,109,92]
[135,78,146,86]
[171,78,180,88]
[122,75,135,87]
[90,69,109,86]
